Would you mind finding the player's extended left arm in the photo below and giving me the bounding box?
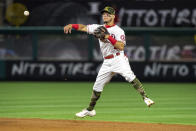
[104,35,124,51]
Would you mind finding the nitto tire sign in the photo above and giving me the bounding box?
[4,61,196,82]
[142,62,196,82]
[6,61,101,81]
[144,63,190,77]
[11,62,56,76]
[118,8,196,27]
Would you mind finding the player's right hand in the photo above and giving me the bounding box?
[64,24,72,34]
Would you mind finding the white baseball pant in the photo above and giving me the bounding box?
[93,53,136,92]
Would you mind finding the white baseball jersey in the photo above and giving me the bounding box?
[87,24,136,92]
[87,24,126,58]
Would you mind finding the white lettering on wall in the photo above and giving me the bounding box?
[144,63,189,77]
[11,62,56,76]
[117,8,196,27]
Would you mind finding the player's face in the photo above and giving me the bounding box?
[102,12,114,24]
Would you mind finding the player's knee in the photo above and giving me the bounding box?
[93,82,104,92]
[124,74,136,83]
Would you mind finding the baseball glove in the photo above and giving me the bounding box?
[94,26,109,40]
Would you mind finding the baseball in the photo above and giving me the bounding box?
[24,10,29,16]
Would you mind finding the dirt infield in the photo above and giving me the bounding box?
[0,118,196,131]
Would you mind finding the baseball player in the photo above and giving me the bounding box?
[64,6,155,118]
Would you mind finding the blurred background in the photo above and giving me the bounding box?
[0,0,196,82]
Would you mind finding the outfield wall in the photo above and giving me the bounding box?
[0,60,195,82]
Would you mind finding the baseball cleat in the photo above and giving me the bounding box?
[75,109,96,118]
[144,97,155,107]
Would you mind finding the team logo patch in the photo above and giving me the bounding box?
[120,35,125,41]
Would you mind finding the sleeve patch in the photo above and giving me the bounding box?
[120,35,125,41]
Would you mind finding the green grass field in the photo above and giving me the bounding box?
[0,82,196,125]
